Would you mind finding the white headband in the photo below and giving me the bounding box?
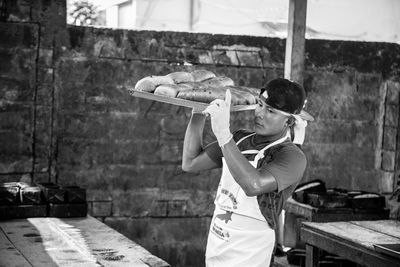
[261,90,313,122]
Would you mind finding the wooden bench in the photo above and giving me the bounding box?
[301,220,400,267]
[0,216,170,267]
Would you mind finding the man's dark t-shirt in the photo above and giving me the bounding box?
[205,129,307,229]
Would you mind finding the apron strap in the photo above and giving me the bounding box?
[241,150,259,155]
[236,133,256,145]
[234,132,289,163]
[253,133,289,163]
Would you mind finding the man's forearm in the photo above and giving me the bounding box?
[221,139,277,196]
[182,113,206,169]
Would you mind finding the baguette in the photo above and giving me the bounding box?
[135,75,174,92]
[177,86,226,103]
[202,76,234,87]
[134,77,157,92]
[228,87,257,105]
[353,193,380,199]
[177,86,245,105]
[191,70,216,82]
[154,84,191,98]
[226,85,260,97]
[178,82,210,91]
[167,72,194,83]
[151,75,174,85]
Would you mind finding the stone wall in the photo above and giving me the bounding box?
[1,1,400,266]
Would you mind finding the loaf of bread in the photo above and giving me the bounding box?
[177,86,227,104]
[202,76,235,87]
[228,87,257,105]
[178,82,210,91]
[154,84,191,98]
[191,70,216,82]
[176,86,256,106]
[135,75,174,93]
[167,72,194,83]
[226,85,260,97]
[134,77,157,92]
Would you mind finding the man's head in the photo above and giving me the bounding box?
[254,78,308,136]
[260,78,306,114]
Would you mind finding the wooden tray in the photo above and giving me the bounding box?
[131,91,257,112]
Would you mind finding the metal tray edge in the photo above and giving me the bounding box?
[130,90,256,112]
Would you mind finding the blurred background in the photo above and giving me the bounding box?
[67,0,400,43]
[1,1,400,266]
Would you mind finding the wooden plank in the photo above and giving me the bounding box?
[305,244,318,267]
[284,0,307,84]
[284,198,388,222]
[302,221,400,250]
[284,197,355,222]
[0,204,47,219]
[392,81,400,191]
[0,216,169,267]
[62,216,169,267]
[0,218,99,266]
[350,220,400,239]
[284,197,315,220]
[273,254,298,267]
[0,226,32,267]
[301,226,400,267]
[189,0,194,31]
[48,203,87,217]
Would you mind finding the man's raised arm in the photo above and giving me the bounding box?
[182,112,219,172]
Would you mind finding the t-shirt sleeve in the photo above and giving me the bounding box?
[260,145,307,192]
[204,141,222,166]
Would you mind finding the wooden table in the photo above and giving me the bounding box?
[0,216,170,267]
[301,220,400,267]
[284,197,389,248]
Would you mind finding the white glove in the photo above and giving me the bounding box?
[202,90,233,146]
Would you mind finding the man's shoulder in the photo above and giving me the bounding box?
[279,140,305,154]
[268,140,306,163]
[276,140,306,158]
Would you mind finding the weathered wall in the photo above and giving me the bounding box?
[1,1,400,267]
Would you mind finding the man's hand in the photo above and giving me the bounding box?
[202,90,233,146]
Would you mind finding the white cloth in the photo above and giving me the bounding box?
[291,115,308,145]
[206,206,275,267]
[205,133,288,267]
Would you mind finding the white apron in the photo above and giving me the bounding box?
[206,133,288,267]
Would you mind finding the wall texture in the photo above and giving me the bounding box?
[1,1,400,267]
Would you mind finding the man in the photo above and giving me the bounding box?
[182,78,311,267]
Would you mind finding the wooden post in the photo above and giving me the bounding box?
[189,0,195,31]
[285,0,308,85]
[305,244,319,267]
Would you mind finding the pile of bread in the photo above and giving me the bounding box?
[132,70,259,105]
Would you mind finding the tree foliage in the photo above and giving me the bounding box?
[68,0,99,26]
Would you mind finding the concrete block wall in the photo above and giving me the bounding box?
[0,0,67,183]
[1,1,400,266]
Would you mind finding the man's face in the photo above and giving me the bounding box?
[254,96,290,136]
